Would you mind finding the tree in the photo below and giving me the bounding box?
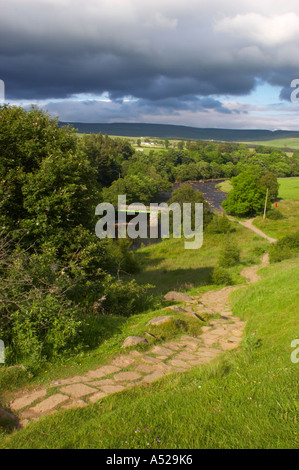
[79,133,134,187]
[260,172,279,200]
[222,170,271,217]
[102,174,160,206]
[168,183,212,227]
[0,105,102,256]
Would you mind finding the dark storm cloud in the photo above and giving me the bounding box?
[2,1,299,117]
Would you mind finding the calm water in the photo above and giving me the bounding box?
[161,179,227,212]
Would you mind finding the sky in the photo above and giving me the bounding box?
[2,0,299,129]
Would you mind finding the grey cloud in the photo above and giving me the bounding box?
[2,0,299,122]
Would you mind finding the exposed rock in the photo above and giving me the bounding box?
[121,336,148,348]
[0,406,20,429]
[146,315,173,326]
[163,305,186,313]
[163,291,192,302]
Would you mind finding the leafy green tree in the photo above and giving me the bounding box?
[168,183,212,227]
[79,133,134,187]
[222,169,270,217]
[0,105,102,258]
[260,172,279,200]
[102,174,160,206]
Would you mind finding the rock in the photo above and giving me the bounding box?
[121,336,148,348]
[0,406,20,429]
[163,291,192,302]
[146,316,173,326]
[163,305,186,313]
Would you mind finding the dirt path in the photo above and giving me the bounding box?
[238,218,277,244]
[4,248,271,430]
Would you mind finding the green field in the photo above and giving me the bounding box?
[240,137,299,151]
[278,177,299,200]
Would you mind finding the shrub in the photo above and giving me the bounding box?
[0,239,83,364]
[7,294,82,363]
[210,266,233,286]
[266,209,285,220]
[219,239,241,267]
[206,214,233,234]
[269,231,299,263]
[93,277,154,316]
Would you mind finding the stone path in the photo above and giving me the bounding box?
[6,219,275,430]
[6,282,251,429]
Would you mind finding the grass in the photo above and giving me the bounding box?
[240,137,299,150]
[0,222,267,397]
[278,177,299,201]
[1,193,297,448]
[0,308,203,398]
[1,255,298,449]
[253,200,299,240]
[132,222,269,295]
[215,180,232,193]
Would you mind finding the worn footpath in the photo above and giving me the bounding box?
[5,254,270,429]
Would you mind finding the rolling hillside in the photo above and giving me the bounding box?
[58,121,299,142]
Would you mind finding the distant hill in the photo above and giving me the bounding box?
[58,121,299,142]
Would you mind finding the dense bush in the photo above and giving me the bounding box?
[93,278,154,316]
[266,208,285,220]
[210,266,233,285]
[269,231,299,263]
[0,239,83,363]
[206,214,233,234]
[219,238,241,267]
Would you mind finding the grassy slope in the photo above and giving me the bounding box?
[1,256,298,449]
[1,195,298,448]
[278,177,299,201]
[253,178,299,239]
[240,137,299,150]
[0,223,266,396]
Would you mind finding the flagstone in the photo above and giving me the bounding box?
[10,389,47,411]
[136,364,157,373]
[175,351,197,361]
[113,371,142,382]
[162,342,183,351]
[30,394,69,414]
[85,365,121,379]
[88,392,108,403]
[167,359,191,369]
[86,378,116,387]
[150,345,174,356]
[177,341,198,350]
[141,355,161,364]
[59,383,98,398]
[142,371,165,383]
[61,399,87,409]
[99,384,125,394]
[51,376,87,387]
[111,355,136,367]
